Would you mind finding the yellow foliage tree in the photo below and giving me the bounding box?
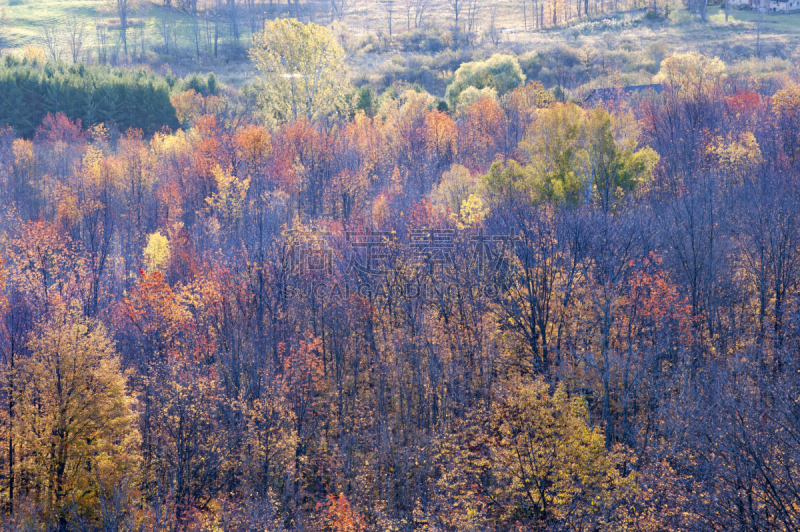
[432,165,475,215]
[11,139,38,202]
[143,231,170,274]
[205,164,251,225]
[437,377,634,530]
[707,131,762,185]
[771,83,800,165]
[21,46,47,65]
[431,164,486,228]
[772,83,800,118]
[15,305,140,524]
[654,52,726,99]
[250,18,350,125]
[170,89,205,127]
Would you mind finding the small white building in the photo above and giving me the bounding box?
[776,0,800,12]
[735,0,800,10]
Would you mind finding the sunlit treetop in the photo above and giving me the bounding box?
[654,52,726,98]
[446,53,526,108]
[249,18,351,126]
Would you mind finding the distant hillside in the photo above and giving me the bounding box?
[0,1,798,94]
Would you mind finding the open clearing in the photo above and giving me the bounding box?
[1,0,798,90]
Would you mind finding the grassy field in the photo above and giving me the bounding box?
[0,0,798,92]
[2,0,101,48]
[707,5,800,32]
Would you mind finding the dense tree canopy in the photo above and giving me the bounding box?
[0,51,799,531]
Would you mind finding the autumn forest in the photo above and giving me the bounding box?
[1,12,800,532]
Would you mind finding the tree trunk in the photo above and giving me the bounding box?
[229,0,240,42]
[7,367,13,515]
[214,0,221,58]
[523,0,528,29]
[121,19,128,56]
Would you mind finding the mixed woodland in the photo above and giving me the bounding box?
[0,18,799,532]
